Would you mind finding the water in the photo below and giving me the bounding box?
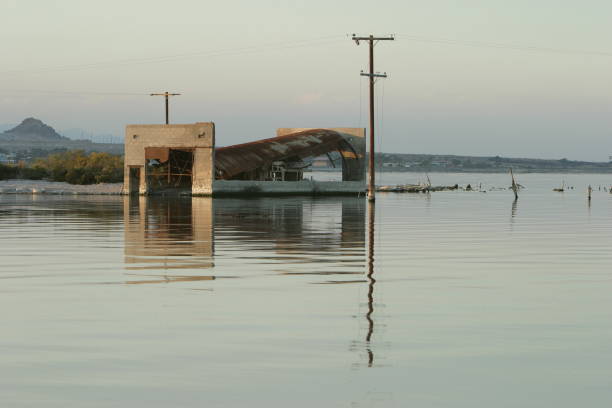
[1,172,612,407]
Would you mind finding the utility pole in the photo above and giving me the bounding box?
[352,34,394,201]
[150,91,181,124]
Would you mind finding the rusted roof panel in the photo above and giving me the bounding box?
[215,129,344,179]
[145,147,170,163]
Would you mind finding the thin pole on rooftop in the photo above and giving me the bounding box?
[150,91,181,124]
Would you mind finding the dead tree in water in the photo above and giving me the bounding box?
[509,168,519,200]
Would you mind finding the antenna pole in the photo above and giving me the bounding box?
[150,91,181,124]
[352,34,394,201]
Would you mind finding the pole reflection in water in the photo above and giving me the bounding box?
[123,196,215,283]
[510,198,518,230]
[365,200,376,367]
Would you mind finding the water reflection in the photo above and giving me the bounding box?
[123,195,378,367]
[510,198,518,230]
[214,198,365,263]
[349,200,381,370]
[123,196,366,282]
[365,200,376,367]
[123,196,214,283]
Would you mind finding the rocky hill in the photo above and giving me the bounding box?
[0,118,123,159]
[0,118,68,142]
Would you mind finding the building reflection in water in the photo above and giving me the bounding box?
[123,196,214,284]
[212,197,366,268]
[123,196,366,282]
[124,195,378,365]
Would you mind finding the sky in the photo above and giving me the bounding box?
[1,0,612,161]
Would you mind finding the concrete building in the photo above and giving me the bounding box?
[123,123,365,196]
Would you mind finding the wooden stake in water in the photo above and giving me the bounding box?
[588,185,592,201]
[510,168,519,200]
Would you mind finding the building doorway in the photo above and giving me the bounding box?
[128,166,141,194]
[146,148,194,193]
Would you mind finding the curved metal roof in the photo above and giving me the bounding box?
[215,129,345,179]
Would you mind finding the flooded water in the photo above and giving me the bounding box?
[1,172,612,407]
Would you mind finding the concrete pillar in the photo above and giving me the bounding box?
[192,147,214,195]
[139,164,148,195]
[123,166,131,195]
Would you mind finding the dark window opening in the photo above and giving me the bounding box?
[147,149,193,192]
[129,166,141,194]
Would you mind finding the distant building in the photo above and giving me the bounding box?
[0,153,16,164]
[431,160,450,167]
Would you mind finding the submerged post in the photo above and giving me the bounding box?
[352,34,394,201]
[588,185,592,201]
[510,168,519,199]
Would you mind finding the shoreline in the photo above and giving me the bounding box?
[0,179,123,195]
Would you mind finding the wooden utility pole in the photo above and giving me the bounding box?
[352,34,394,201]
[150,91,181,124]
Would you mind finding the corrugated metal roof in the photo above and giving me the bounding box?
[215,129,345,179]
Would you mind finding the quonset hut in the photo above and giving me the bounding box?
[123,123,365,196]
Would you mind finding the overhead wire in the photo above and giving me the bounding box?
[1,89,147,96]
[0,35,345,76]
[4,33,612,105]
[397,34,612,57]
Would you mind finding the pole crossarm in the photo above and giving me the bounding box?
[360,72,388,78]
[352,35,395,44]
[150,91,181,125]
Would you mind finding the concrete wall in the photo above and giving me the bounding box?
[213,180,365,196]
[123,123,215,195]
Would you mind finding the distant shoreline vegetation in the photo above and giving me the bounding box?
[370,153,612,174]
[305,153,612,174]
[0,150,123,184]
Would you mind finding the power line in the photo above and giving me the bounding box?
[397,34,612,57]
[0,35,345,76]
[0,89,147,96]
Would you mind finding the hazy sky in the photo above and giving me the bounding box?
[2,0,612,160]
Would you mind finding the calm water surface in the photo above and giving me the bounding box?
[1,172,612,407]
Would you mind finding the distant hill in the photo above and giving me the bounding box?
[0,118,123,159]
[0,118,68,142]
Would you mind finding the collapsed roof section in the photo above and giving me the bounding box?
[215,128,364,181]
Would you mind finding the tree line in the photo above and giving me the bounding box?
[0,150,123,184]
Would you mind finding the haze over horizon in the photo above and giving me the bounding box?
[2,0,612,161]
